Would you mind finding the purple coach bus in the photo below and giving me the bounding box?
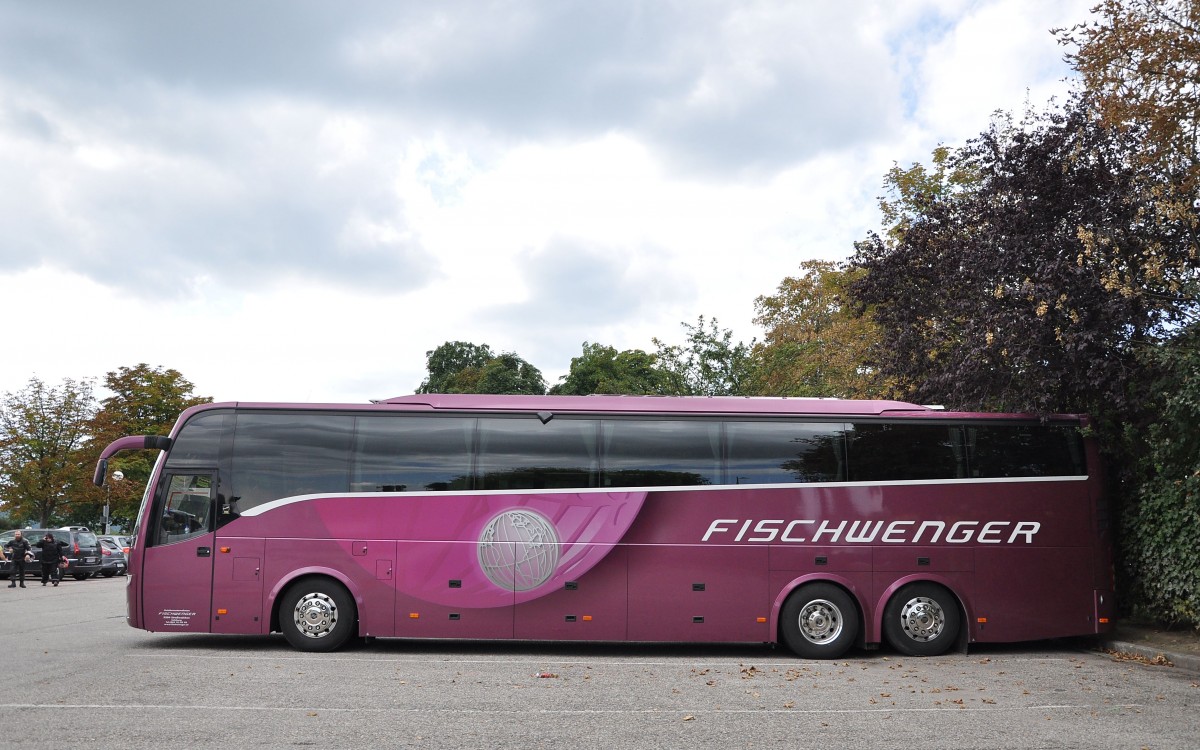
[93,394,1114,658]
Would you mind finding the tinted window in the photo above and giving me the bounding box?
[726,422,846,484]
[231,413,353,510]
[602,420,720,487]
[165,410,231,466]
[157,473,214,544]
[477,418,598,490]
[967,424,1085,477]
[354,416,474,492]
[847,423,965,481]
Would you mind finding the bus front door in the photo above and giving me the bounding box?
[140,471,217,632]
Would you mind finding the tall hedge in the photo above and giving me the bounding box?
[1123,331,1200,629]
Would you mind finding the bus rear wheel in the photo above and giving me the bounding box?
[882,582,960,657]
[280,578,357,652]
[779,583,859,659]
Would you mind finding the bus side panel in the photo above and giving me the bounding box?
[127,546,143,630]
[869,548,975,644]
[627,544,769,642]
[211,536,265,634]
[973,546,1096,641]
[769,545,873,574]
[263,538,397,638]
[768,547,874,642]
[140,531,214,632]
[514,545,629,641]
[394,540,515,639]
[1086,464,1116,627]
[871,571,976,642]
[769,570,874,643]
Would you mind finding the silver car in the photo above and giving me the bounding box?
[96,537,128,577]
[97,534,130,559]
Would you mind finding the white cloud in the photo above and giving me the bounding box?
[0,0,1094,403]
[914,0,1092,140]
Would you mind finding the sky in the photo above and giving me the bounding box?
[0,0,1094,405]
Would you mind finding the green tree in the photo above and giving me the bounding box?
[78,364,212,529]
[474,353,547,395]
[1057,0,1200,191]
[751,260,884,398]
[653,316,755,396]
[878,145,980,246]
[551,342,672,395]
[417,341,546,394]
[1056,2,1200,628]
[0,377,96,527]
[417,342,495,393]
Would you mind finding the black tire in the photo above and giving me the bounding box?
[882,582,961,657]
[279,577,357,652]
[101,570,116,578]
[73,573,88,581]
[779,583,859,659]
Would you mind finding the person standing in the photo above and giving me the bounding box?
[34,533,67,587]
[4,530,32,588]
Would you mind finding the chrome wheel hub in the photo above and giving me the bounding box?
[293,592,339,639]
[899,596,945,642]
[798,599,844,644]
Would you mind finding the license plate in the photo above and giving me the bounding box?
[84,557,97,564]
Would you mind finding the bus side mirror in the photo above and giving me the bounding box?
[93,458,109,488]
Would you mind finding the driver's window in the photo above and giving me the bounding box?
[158,474,214,545]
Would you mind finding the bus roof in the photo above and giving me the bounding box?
[174,394,1083,423]
[372,393,934,416]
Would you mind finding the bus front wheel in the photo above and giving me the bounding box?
[882,582,960,657]
[280,577,357,652]
[779,583,859,659]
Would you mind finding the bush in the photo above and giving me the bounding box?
[1122,331,1200,630]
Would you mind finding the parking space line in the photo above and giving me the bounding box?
[0,702,1144,715]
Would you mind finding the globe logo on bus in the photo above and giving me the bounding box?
[477,509,561,592]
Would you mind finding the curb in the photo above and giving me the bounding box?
[1095,638,1200,675]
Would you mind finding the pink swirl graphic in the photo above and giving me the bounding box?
[302,491,647,608]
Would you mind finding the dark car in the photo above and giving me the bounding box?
[0,528,103,581]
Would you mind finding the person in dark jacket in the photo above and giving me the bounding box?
[5,530,32,588]
[35,533,67,587]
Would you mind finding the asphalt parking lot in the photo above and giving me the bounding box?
[2,576,1196,749]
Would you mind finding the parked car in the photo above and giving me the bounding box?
[96,537,127,576]
[97,534,130,560]
[0,528,103,581]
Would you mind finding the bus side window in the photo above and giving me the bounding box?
[476,417,598,490]
[725,421,847,484]
[601,419,720,487]
[353,416,475,493]
[157,473,214,545]
[847,423,966,481]
[967,425,1086,477]
[230,413,353,511]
